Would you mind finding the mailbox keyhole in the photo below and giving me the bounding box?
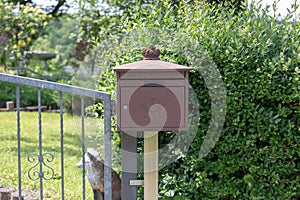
[122,104,129,110]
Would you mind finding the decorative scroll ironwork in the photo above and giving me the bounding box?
[27,152,55,181]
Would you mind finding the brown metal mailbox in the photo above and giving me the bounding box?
[113,47,191,131]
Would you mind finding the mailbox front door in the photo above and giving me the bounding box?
[119,85,186,131]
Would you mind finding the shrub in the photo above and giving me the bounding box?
[93,1,299,199]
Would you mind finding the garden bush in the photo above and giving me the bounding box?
[92,1,299,199]
[0,81,57,107]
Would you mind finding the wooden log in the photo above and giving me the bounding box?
[10,192,24,200]
[0,188,14,200]
[144,132,158,200]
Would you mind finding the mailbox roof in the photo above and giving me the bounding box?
[113,59,191,72]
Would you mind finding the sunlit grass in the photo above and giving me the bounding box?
[0,111,105,199]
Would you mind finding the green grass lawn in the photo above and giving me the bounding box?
[0,111,105,199]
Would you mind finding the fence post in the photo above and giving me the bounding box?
[104,96,112,200]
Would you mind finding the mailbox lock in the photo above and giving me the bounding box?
[122,104,129,110]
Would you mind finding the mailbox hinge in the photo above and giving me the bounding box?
[111,100,116,116]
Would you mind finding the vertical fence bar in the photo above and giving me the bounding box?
[104,96,112,200]
[16,84,22,200]
[60,92,65,200]
[38,88,43,200]
[81,96,86,200]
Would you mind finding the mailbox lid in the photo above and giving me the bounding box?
[114,60,191,80]
[113,59,191,72]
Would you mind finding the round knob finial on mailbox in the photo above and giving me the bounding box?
[142,45,160,60]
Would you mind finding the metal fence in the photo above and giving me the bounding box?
[0,73,112,200]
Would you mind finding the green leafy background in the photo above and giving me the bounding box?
[95,1,300,199]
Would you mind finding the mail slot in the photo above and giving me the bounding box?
[113,46,191,131]
[144,80,164,86]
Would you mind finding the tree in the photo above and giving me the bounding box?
[70,0,246,53]
[6,0,69,17]
[0,1,50,71]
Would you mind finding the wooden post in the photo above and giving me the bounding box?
[144,132,158,200]
[6,101,14,111]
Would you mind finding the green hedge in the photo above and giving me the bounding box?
[0,65,72,107]
[95,1,299,199]
[0,81,56,107]
[184,4,300,199]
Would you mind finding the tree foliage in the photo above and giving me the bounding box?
[0,1,51,70]
[6,0,69,17]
